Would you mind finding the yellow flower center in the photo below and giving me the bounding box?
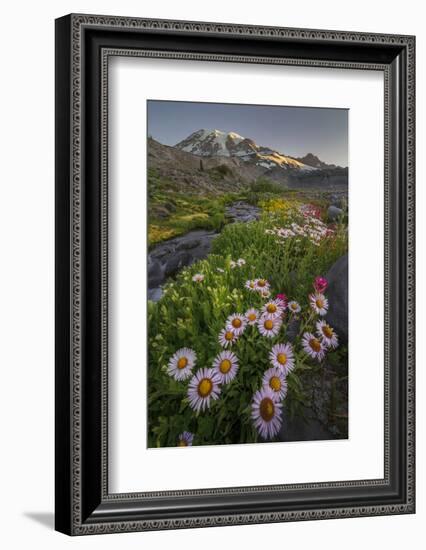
[269,376,282,392]
[259,397,275,422]
[315,298,324,308]
[224,331,234,341]
[232,318,242,328]
[198,378,213,398]
[219,359,232,374]
[248,313,257,322]
[291,303,297,310]
[178,439,188,447]
[277,353,287,365]
[177,357,188,369]
[249,281,255,288]
[309,338,322,352]
[257,279,266,288]
[323,325,333,338]
[267,304,277,313]
[264,319,274,330]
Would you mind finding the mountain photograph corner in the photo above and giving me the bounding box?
[146,100,348,449]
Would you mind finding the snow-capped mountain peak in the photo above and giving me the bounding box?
[174,129,319,172]
[175,129,248,157]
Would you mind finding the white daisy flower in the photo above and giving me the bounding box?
[251,386,283,440]
[269,343,295,374]
[309,292,329,316]
[218,328,238,348]
[262,367,288,400]
[257,314,282,338]
[261,299,284,319]
[230,260,237,269]
[245,279,257,292]
[288,300,301,314]
[167,347,197,380]
[226,313,247,336]
[192,273,204,283]
[259,288,271,299]
[187,368,221,413]
[255,278,270,292]
[237,258,246,266]
[212,350,239,384]
[177,431,194,447]
[302,332,326,361]
[216,267,225,273]
[316,320,339,349]
[245,308,259,325]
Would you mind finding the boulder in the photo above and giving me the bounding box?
[325,254,348,343]
[147,259,164,288]
[327,205,343,222]
[148,287,163,302]
[164,252,192,277]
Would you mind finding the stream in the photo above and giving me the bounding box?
[148,201,260,301]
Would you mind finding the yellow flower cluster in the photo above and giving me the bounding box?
[259,198,302,216]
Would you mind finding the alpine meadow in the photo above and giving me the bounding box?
[147,100,349,448]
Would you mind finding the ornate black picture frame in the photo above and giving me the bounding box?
[55,13,415,535]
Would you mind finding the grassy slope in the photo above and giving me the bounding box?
[148,167,245,245]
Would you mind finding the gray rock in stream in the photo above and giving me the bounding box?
[164,252,193,277]
[148,229,218,293]
[225,201,260,223]
[147,259,164,288]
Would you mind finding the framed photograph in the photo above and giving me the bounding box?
[55,14,415,535]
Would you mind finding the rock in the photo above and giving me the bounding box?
[153,206,171,219]
[164,252,192,277]
[225,201,260,223]
[325,254,348,342]
[286,318,301,343]
[148,287,163,302]
[176,238,201,251]
[278,360,348,442]
[327,205,343,222]
[148,260,164,288]
[278,405,334,442]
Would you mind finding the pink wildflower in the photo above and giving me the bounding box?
[313,276,328,293]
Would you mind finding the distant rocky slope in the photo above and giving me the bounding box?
[148,137,265,195]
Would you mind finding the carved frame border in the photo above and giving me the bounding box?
[55,13,415,535]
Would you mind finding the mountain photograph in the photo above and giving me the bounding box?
[147,100,348,450]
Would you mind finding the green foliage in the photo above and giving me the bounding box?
[147,202,348,448]
[249,177,285,194]
[242,177,288,205]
